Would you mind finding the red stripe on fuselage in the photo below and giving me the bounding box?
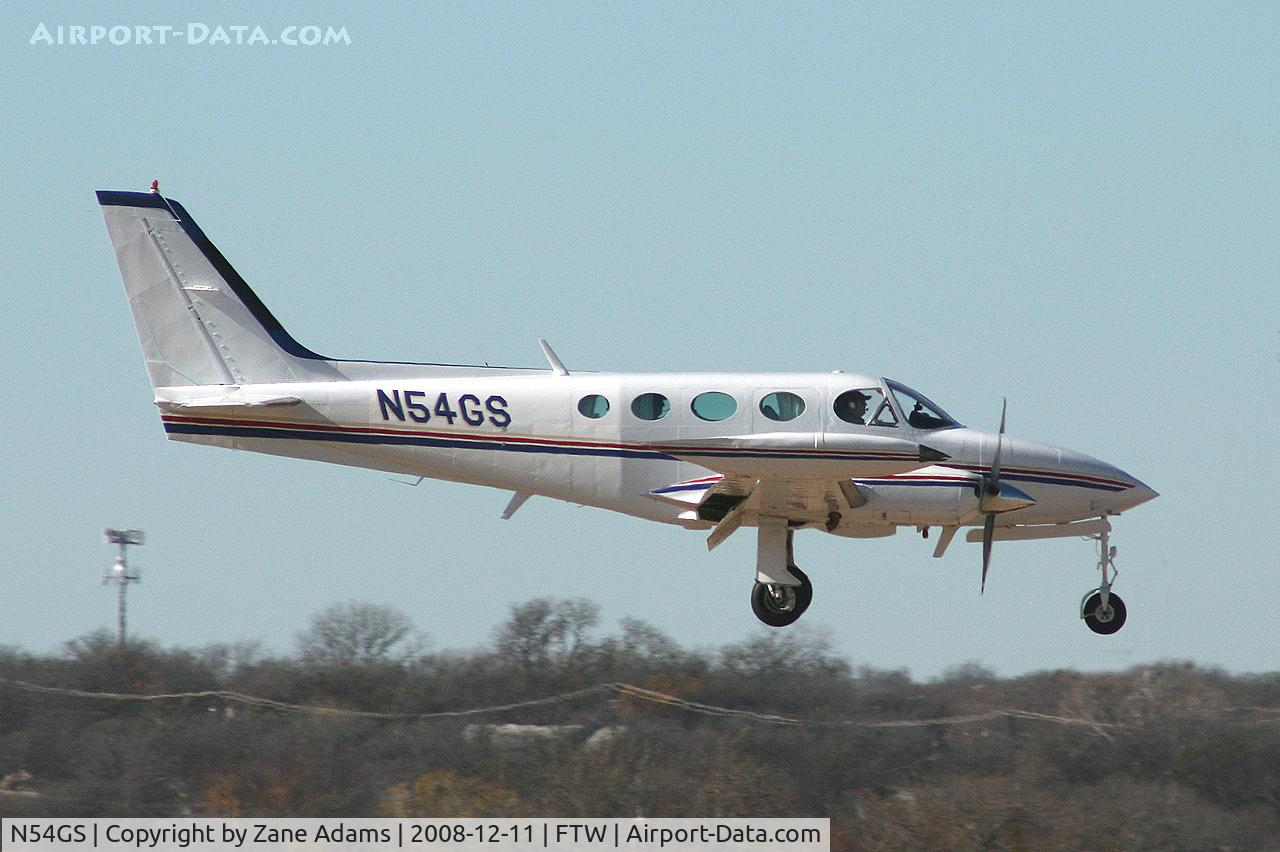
[158,414,917,460]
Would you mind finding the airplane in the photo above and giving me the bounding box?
[97,186,1157,632]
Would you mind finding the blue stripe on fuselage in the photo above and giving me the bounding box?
[164,422,677,460]
[164,422,912,464]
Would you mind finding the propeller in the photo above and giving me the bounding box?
[979,399,1007,595]
[975,399,1037,593]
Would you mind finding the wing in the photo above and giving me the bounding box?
[753,478,865,522]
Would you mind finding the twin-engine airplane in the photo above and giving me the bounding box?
[98,187,1157,632]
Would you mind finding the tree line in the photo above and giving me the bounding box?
[2,599,1279,850]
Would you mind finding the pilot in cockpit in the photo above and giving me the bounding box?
[907,402,947,430]
[836,390,870,425]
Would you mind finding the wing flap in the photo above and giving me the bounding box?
[648,473,863,530]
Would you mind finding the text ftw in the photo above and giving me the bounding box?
[376,389,511,428]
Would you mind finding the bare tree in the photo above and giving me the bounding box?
[494,598,600,675]
[296,602,418,666]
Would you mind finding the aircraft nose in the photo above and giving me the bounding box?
[1113,476,1159,512]
[1042,444,1158,515]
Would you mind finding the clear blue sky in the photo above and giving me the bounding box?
[3,2,1277,678]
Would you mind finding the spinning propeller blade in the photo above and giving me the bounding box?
[979,398,1007,595]
[981,514,996,594]
[989,399,1006,492]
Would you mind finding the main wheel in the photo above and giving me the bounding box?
[752,582,801,627]
[1082,590,1127,635]
[750,568,813,628]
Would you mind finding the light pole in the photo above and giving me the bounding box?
[102,529,144,647]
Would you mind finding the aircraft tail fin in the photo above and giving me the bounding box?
[97,190,332,388]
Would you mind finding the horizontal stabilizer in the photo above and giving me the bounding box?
[156,389,302,410]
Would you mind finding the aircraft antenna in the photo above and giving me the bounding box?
[102,529,145,647]
[538,339,569,375]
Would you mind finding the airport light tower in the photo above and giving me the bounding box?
[102,529,144,647]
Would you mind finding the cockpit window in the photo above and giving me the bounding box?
[885,379,959,430]
[871,398,898,427]
[834,388,897,427]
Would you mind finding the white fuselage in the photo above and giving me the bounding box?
[155,370,1155,536]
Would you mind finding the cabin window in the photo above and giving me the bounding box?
[691,391,737,422]
[577,394,610,418]
[759,391,806,422]
[834,388,897,427]
[631,393,671,421]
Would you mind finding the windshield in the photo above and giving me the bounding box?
[884,379,961,430]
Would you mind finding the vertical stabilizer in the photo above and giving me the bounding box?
[97,191,335,387]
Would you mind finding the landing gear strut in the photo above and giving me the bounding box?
[1081,519,1127,635]
[750,524,813,627]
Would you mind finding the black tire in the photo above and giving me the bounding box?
[751,582,803,627]
[789,565,814,616]
[1082,591,1127,635]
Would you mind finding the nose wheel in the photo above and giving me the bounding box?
[1081,589,1127,634]
[1081,518,1128,634]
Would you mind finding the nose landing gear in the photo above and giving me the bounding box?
[1081,518,1127,634]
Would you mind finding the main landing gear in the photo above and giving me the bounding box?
[752,564,813,627]
[1080,519,1127,635]
[750,520,813,627]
